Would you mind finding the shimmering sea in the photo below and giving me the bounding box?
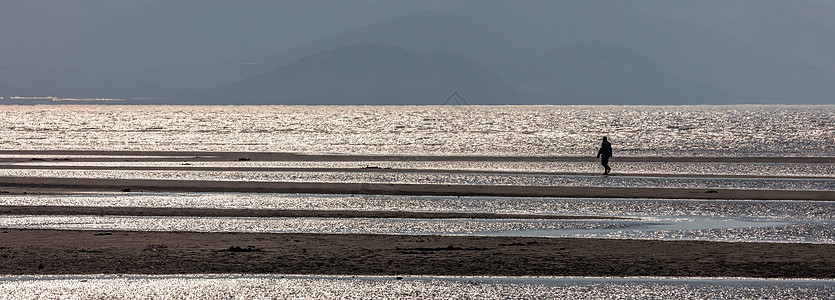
[1,105,832,156]
[1,105,833,298]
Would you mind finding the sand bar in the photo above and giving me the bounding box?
[1,165,830,179]
[0,206,623,220]
[0,177,832,200]
[1,229,833,278]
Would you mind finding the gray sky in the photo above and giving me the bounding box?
[2,0,834,104]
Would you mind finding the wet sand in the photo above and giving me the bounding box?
[2,229,834,278]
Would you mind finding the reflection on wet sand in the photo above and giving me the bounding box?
[3,275,835,299]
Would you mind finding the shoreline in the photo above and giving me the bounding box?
[2,229,833,278]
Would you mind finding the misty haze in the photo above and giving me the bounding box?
[3,0,835,104]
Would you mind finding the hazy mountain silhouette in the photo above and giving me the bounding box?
[0,0,156,96]
[634,0,835,33]
[270,10,529,73]
[644,2,835,76]
[3,0,835,104]
[0,0,448,97]
[194,44,518,105]
[273,0,835,104]
[636,0,835,76]
[505,42,725,104]
[722,11,835,75]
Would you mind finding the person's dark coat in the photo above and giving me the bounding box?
[598,140,612,158]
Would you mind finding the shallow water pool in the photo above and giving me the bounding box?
[1,275,833,299]
[2,194,833,243]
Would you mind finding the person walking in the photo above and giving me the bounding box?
[597,136,612,175]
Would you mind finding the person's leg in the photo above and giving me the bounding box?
[601,156,610,174]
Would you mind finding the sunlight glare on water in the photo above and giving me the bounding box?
[0,168,831,190]
[0,275,833,299]
[2,193,833,220]
[0,216,824,244]
[0,105,832,157]
[3,194,833,243]
[3,214,831,243]
[16,160,835,178]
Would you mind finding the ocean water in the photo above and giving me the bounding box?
[1,105,832,157]
[0,105,832,241]
[1,105,833,297]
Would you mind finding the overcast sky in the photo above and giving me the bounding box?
[2,0,834,104]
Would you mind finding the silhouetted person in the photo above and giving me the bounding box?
[597,136,612,174]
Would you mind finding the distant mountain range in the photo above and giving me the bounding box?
[504,42,726,104]
[195,44,518,105]
[2,0,835,104]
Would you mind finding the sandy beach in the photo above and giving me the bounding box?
[1,229,833,278]
[1,150,833,278]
